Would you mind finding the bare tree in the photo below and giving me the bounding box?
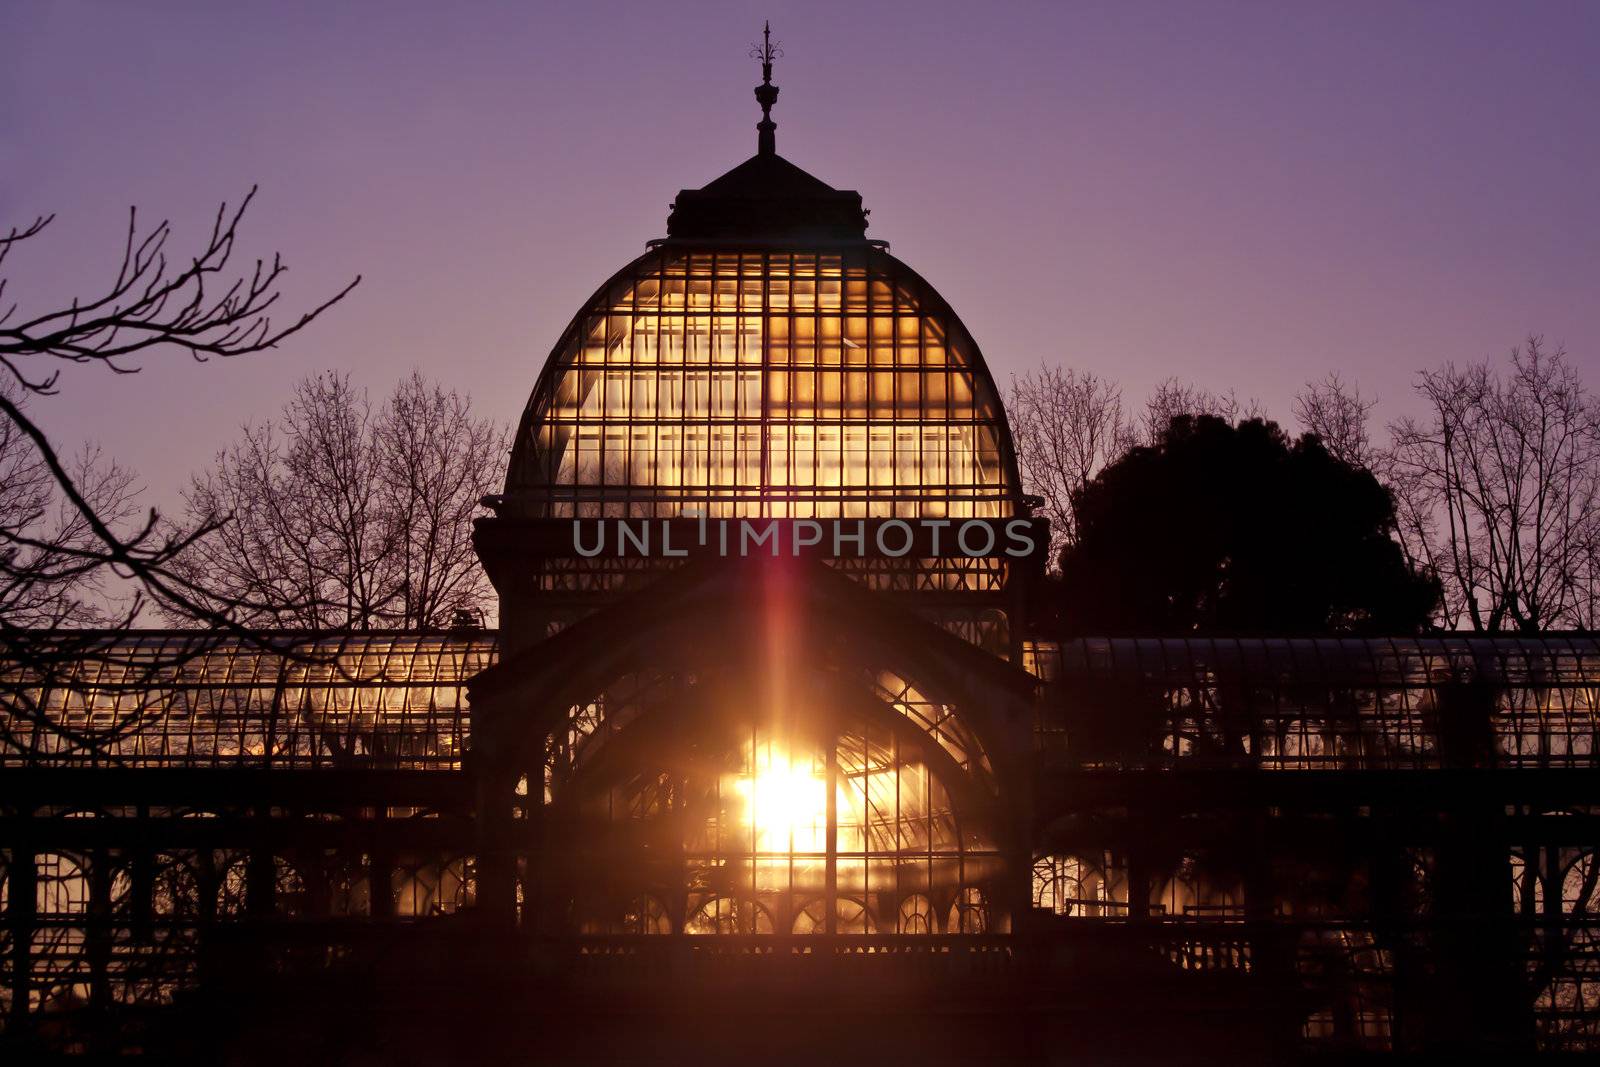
[177,372,504,630]
[0,383,138,626]
[1008,366,1135,556]
[178,374,391,628]
[1385,337,1600,631]
[0,188,358,630]
[1010,369,1277,559]
[1581,518,1600,633]
[375,372,506,629]
[1294,373,1377,468]
[1140,377,1263,445]
[0,190,356,763]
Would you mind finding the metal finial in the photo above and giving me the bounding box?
[750,21,782,154]
[751,21,782,83]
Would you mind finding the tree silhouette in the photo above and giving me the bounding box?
[1386,337,1600,631]
[0,189,357,761]
[0,188,357,630]
[176,371,505,630]
[1056,415,1439,635]
[0,381,137,626]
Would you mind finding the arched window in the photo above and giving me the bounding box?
[35,852,90,916]
[895,894,934,934]
[392,857,475,917]
[685,897,774,936]
[948,887,989,934]
[792,897,876,935]
[553,701,1001,936]
[1032,852,1129,917]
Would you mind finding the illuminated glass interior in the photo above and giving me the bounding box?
[5,635,1600,1047]
[551,673,1004,936]
[507,247,1018,520]
[0,632,493,769]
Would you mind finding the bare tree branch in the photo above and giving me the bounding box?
[1384,337,1600,631]
[1295,373,1377,468]
[0,188,359,395]
[1141,378,1262,445]
[1007,366,1134,560]
[173,372,505,630]
[0,190,359,762]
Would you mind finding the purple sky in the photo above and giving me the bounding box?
[6,1,1598,517]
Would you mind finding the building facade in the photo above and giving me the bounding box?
[3,64,1599,1062]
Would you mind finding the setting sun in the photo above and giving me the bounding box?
[737,747,828,852]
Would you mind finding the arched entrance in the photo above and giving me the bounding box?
[551,665,1003,936]
[468,557,1036,937]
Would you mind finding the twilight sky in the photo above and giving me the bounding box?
[5,0,1598,518]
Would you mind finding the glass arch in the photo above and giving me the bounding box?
[507,246,1023,520]
[560,712,1004,937]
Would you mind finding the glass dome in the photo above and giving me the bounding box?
[505,244,1023,521]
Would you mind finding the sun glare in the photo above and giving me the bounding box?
[737,747,828,852]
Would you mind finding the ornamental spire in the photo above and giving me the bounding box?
[751,21,782,155]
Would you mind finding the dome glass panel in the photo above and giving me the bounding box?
[507,246,1019,520]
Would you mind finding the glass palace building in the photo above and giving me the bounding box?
[3,64,1599,1064]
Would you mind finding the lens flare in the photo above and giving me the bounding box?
[737,747,827,852]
